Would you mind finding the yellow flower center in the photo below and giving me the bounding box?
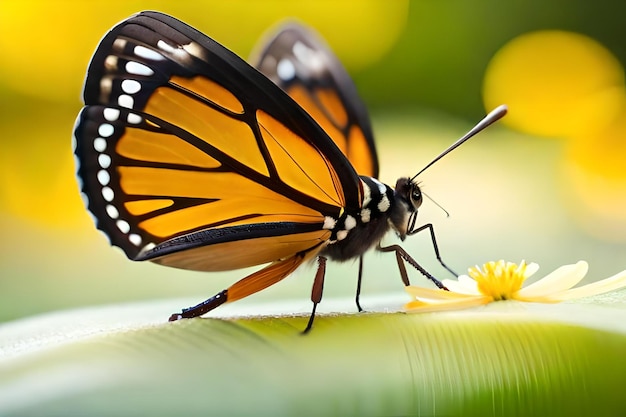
[468,261,529,301]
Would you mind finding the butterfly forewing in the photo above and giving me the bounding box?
[252,23,379,178]
[74,12,362,269]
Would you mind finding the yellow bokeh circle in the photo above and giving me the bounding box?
[483,30,626,138]
[560,113,626,242]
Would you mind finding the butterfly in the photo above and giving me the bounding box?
[73,11,506,332]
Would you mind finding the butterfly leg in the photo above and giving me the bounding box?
[354,255,365,312]
[304,256,327,334]
[169,290,228,321]
[168,254,307,322]
[407,223,458,277]
[377,244,448,290]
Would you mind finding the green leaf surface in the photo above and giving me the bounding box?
[1,295,625,417]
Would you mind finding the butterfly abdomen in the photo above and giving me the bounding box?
[320,176,395,261]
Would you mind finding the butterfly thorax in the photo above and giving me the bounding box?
[320,176,422,261]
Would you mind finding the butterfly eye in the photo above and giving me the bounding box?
[410,184,423,208]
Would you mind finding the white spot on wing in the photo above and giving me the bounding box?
[97,169,110,186]
[293,41,324,72]
[157,40,176,53]
[336,230,348,241]
[100,78,113,96]
[118,94,134,109]
[101,186,114,202]
[98,123,114,138]
[98,153,111,169]
[127,113,142,124]
[121,79,141,94]
[104,55,118,71]
[103,108,120,121]
[129,233,142,246]
[93,138,107,152]
[125,61,154,76]
[116,219,131,234]
[134,45,165,61]
[106,204,119,219]
[277,58,296,81]
[112,38,127,51]
[292,41,311,61]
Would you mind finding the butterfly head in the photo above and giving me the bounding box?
[388,106,509,241]
[390,177,423,240]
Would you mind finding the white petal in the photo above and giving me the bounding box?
[524,262,540,278]
[442,275,480,295]
[550,268,626,301]
[518,261,588,299]
[405,286,478,301]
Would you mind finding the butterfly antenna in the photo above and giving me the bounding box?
[411,105,508,181]
[422,191,450,218]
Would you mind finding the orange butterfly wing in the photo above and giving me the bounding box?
[252,23,379,178]
[73,12,362,272]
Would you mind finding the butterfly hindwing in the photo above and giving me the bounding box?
[74,11,362,270]
[252,22,379,178]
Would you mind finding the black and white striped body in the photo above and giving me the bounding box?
[321,176,421,261]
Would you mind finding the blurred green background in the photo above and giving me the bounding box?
[1,0,625,323]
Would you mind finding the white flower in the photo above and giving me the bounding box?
[405,260,626,312]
